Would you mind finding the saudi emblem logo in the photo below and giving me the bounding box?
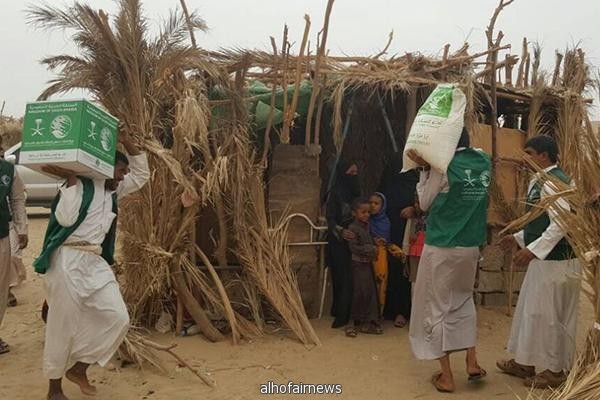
[480,170,491,187]
[464,169,477,187]
[50,115,72,139]
[100,127,113,151]
[1,175,10,186]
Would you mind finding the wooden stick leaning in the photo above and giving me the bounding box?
[141,339,216,387]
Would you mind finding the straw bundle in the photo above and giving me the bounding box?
[226,127,321,345]
[28,0,321,363]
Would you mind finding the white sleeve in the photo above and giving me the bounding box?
[514,230,525,248]
[117,152,150,200]
[55,180,83,228]
[416,170,448,211]
[526,181,569,260]
[9,170,28,235]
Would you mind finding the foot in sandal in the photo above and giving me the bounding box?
[497,358,535,378]
[524,370,567,389]
[360,321,383,335]
[467,366,487,382]
[344,326,358,338]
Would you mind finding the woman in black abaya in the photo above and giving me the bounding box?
[326,160,361,328]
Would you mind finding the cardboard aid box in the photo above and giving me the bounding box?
[21,100,118,179]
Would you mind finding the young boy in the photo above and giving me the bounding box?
[345,197,382,337]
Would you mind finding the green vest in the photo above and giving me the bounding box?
[33,177,118,274]
[0,160,15,239]
[523,167,573,260]
[426,148,491,248]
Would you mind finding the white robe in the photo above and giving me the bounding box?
[506,165,581,372]
[0,169,27,328]
[409,151,480,360]
[43,153,149,379]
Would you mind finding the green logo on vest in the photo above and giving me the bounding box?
[464,169,476,187]
[479,170,490,187]
[0,175,10,186]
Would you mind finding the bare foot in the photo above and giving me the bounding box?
[47,392,70,400]
[66,368,97,396]
[432,372,455,393]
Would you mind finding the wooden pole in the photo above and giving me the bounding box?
[141,339,215,387]
[171,267,224,342]
[505,54,513,87]
[176,296,184,334]
[261,37,279,166]
[524,53,531,88]
[305,0,336,146]
[516,38,528,87]
[280,26,290,143]
[490,47,499,169]
[282,15,311,143]
[313,74,327,146]
[179,0,197,49]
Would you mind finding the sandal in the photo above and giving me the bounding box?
[394,315,407,328]
[360,322,383,335]
[345,326,357,338]
[0,339,10,355]
[431,372,454,393]
[524,370,567,389]
[468,367,487,382]
[497,359,535,378]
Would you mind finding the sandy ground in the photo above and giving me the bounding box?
[0,211,594,400]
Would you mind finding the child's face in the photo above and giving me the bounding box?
[369,195,383,215]
[353,203,371,223]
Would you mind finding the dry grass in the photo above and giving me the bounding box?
[0,116,22,151]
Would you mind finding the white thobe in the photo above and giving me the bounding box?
[409,148,481,360]
[506,165,581,372]
[43,153,149,379]
[0,169,27,328]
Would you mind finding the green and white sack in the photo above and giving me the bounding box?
[402,84,466,173]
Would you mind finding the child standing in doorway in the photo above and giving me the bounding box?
[345,197,382,337]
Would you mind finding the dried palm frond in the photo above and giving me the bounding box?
[226,128,321,345]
